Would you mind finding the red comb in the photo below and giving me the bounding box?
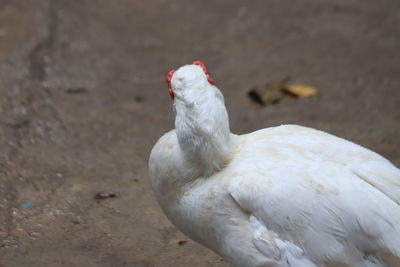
[166,70,176,99]
[193,61,215,85]
[166,70,176,89]
[193,61,210,76]
[206,74,215,85]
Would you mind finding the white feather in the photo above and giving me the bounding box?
[149,64,400,267]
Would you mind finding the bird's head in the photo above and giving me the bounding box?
[166,61,215,100]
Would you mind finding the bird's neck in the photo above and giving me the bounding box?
[174,88,234,177]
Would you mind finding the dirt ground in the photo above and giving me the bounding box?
[0,0,399,266]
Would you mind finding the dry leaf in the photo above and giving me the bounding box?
[248,77,290,105]
[283,85,318,98]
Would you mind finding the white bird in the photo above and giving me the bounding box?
[148,62,400,267]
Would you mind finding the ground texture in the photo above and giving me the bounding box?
[0,0,399,266]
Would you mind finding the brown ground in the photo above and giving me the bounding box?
[0,0,399,266]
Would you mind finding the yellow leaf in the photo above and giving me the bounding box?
[283,85,318,98]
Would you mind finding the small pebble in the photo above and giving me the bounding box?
[95,192,117,200]
[19,202,34,208]
[66,88,87,94]
[178,240,188,246]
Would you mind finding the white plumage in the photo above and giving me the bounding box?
[149,63,400,266]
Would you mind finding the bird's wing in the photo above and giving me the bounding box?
[247,214,318,267]
[352,159,400,205]
[226,125,400,265]
[228,167,400,266]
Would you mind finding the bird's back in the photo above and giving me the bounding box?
[225,124,400,265]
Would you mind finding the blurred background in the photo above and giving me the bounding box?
[0,0,399,266]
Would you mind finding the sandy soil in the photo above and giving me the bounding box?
[0,0,399,266]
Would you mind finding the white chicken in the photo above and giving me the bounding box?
[148,61,400,267]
